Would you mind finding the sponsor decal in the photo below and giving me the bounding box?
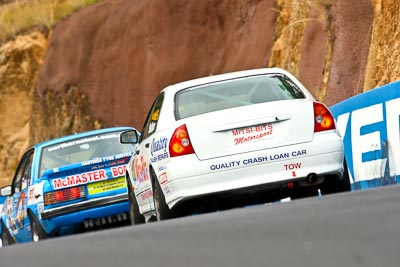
[150,152,169,163]
[83,159,128,172]
[209,150,307,171]
[102,156,115,161]
[82,157,103,166]
[52,169,107,190]
[149,122,156,134]
[158,166,167,172]
[15,192,26,230]
[270,153,289,160]
[48,134,119,152]
[243,157,268,165]
[90,164,105,171]
[104,158,129,168]
[163,185,172,196]
[81,152,132,167]
[159,172,168,185]
[134,156,149,183]
[291,150,307,157]
[150,136,169,163]
[115,152,133,159]
[111,165,127,177]
[27,183,44,205]
[4,192,27,233]
[88,177,126,195]
[269,150,307,160]
[140,189,153,201]
[210,161,240,170]
[284,162,302,170]
[5,198,13,230]
[151,137,168,156]
[232,124,273,145]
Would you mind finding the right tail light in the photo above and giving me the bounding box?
[313,102,335,132]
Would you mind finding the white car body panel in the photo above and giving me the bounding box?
[125,68,345,220]
[159,130,343,207]
[186,99,314,160]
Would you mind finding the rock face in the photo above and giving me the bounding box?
[0,32,48,184]
[37,0,278,130]
[325,0,374,103]
[0,0,400,185]
[364,0,400,90]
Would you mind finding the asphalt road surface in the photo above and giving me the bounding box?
[1,185,400,267]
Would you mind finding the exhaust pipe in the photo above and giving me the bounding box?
[306,173,318,184]
[298,173,324,187]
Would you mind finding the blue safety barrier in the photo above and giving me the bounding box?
[330,81,400,190]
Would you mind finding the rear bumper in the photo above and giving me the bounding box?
[165,151,343,208]
[41,193,128,220]
[160,131,344,208]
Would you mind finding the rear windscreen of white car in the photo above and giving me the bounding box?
[175,74,306,120]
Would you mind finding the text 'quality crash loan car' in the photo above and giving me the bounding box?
[0,127,137,245]
[120,68,350,223]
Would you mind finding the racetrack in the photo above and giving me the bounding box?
[1,185,399,267]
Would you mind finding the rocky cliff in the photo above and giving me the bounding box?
[0,0,399,185]
[0,32,48,183]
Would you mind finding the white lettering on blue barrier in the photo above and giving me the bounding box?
[335,97,400,184]
[352,104,385,181]
[386,98,400,176]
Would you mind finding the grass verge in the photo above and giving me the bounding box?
[0,0,101,42]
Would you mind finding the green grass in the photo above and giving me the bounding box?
[0,0,101,42]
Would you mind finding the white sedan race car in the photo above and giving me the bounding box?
[121,68,350,223]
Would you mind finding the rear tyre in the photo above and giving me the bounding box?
[29,212,48,242]
[152,169,175,221]
[321,159,351,195]
[127,176,145,225]
[1,221,15,246]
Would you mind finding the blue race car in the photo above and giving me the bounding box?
[0,127,139,245]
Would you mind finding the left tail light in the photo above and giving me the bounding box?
[44,186,86,206]
[313,102,335,132]
[169,124,195,157]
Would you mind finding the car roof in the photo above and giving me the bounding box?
[161,68,295,95]
[31,126,135,151]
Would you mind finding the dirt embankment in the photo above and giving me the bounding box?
[1,0,400,185]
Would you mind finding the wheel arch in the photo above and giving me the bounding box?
[1,216,17,245]
[125,171,132,191]
[149,165,157,193]
[26,208,35,219]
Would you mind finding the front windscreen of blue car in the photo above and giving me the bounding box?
[39,131,134,177]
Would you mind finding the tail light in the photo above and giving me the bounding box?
[313,102,335,132]
[169,124,195,157]
[44,186,86,206]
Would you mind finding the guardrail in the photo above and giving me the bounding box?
[330,81,400,190]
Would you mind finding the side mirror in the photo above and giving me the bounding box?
[0,185,12,197]
[120,130,139,144]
